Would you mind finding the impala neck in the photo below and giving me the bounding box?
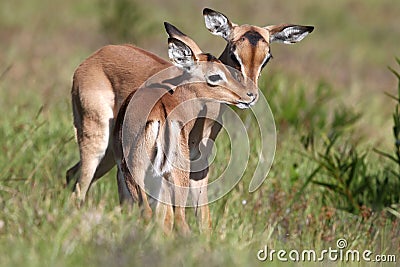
[218,44,232,68]
[218,44,244,80]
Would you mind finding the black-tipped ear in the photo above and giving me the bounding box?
[164,22,203,55]
[203,8,234,40]
[168,38,196,71]
[266,24,314,44]
[164,22,187,38]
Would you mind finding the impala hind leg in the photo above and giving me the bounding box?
[73,130,110,202]
[117,166,136,206]
[66,143,115,187]
[125,162,153,221]
[72,104,113,203]
[190,173,212,233]
[155,179,174,235]
[171,169,190,235]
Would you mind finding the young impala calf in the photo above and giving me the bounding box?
[167,9,314,230]
[202,8,314,84]
[67,8,313,231]
[113,38,255,234]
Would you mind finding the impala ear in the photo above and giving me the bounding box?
[266,24,314,44]
[164,22,186,38]
[203,8,235,41]
[168,38,196,71]
[164,22,202,55]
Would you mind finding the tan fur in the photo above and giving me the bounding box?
[67,44,171,203]
[219,24,271,83]
[66,27,262,204]
[67,12,313,232]
[113,48,255,234]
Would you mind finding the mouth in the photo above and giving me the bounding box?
[236,101,252,109]
[235,97,257,109]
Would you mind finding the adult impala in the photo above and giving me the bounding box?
[114,38,255,234]
[66,8,313,231]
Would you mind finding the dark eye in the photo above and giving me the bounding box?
[208,74,222,82]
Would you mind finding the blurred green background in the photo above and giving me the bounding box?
[1,0,399,143]
[1,0,399,266]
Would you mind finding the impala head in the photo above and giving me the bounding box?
[203,8,314,84]
[168,37,256,109]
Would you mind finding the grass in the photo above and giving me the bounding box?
[1,0,399,266]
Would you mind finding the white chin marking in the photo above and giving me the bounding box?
[236,103,250,109]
